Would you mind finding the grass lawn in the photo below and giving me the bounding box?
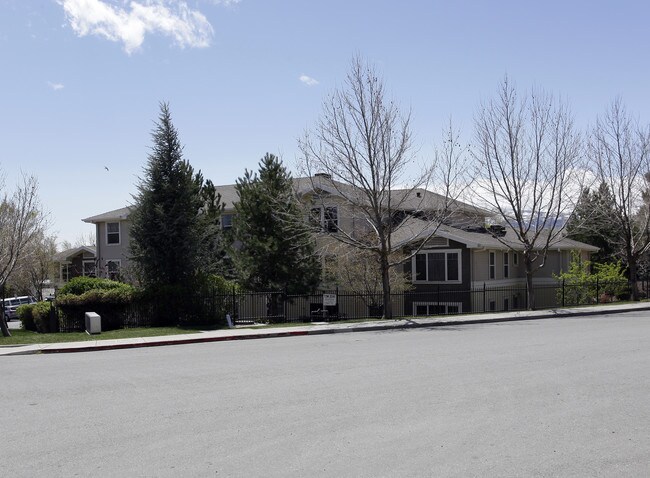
[0,326,201,346]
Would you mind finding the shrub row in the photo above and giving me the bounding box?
[17,301,54,333]
[52,276,237,332]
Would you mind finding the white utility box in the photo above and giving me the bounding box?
[85,312,101,334]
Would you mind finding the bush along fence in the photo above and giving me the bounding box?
[24,279,648,333]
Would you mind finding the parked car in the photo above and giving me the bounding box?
[2,296,36,321]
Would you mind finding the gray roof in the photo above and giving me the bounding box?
[82,176,491,221]
[391,217,599,252]
[293,176,491,216]
[83,206,133,223]
[53,246,96,263]
[213,184,239,210]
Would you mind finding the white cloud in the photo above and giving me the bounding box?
[58,0,214,54]
[48,81,65,91]
[299,74,319,87]
[208,0,241,5]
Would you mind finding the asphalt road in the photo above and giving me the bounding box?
[2,313,650,477]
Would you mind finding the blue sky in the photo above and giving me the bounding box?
[1,0,648,246]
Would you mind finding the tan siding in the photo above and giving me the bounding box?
[473,250,490,281]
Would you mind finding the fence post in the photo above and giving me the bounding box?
[525,280,528,310]
[562,279,565,307]
[336,286,339,319]
[483,282,486,313]
[232,285,237,324]
[595,277,599,305]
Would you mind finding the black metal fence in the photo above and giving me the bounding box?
[52,279,648,332]
[230,279,646,325]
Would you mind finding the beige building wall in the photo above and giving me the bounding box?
[96,220,132,275]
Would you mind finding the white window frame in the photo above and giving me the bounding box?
[105,259,121,281]
[412,302,463,316]
[60,263,70,282]
[310,206,338,233]
[106,222,121,245]
[503,252,509,279]
[82,260,96,277]
[412,249,462,284]
[489,251,496,280]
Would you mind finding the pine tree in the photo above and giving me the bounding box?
[130,103,203,288]
[566,182,619,264]
[232,154,321,299]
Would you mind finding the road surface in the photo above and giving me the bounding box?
[2,313,650,477]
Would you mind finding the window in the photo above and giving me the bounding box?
[106,260,121,281]
[107,222,120,245]
[324,207,338,232]
[60,264,70,282]
[83,260,96,277]
[310,206,338,232]
[413,250,461,283]
[221,214,233,229]
[503,252,509,278]
[413,302,462,316]
[489,252,496,279]
[513,253,518,266]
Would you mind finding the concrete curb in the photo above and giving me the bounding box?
[3,303,650,356]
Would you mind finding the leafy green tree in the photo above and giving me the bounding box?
[130,103,203,289]
[554,251,628,305]
[232,153,321,306]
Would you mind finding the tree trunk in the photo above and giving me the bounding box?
[0,309,11,337]
[628,254,639,301]
[380,251,393,320]
[525,258,535,311]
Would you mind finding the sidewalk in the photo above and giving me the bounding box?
[2,302,650,356]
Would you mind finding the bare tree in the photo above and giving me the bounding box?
[299,56,467,319]
[473,78,582,309]
[9,233,58,301]
[0,173,47,336]
[322,241,412,312]
[589,99,650,299]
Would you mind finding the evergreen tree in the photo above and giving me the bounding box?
[566,182,619,264]
[232,154,321,298]
[196,178,235,279]
[130,103,203,288]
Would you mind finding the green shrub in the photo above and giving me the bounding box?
[205,274,240,294]
[56,279,136,332]
[32,301,53,333]
[18,302,53,333]
[555,251,628,305]
[56,285,135,307]
[17,304,36,331]
[58,277,128,296]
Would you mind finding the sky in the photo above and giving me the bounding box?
[1,0,649,247]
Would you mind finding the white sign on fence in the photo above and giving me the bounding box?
[322,293,337,307]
